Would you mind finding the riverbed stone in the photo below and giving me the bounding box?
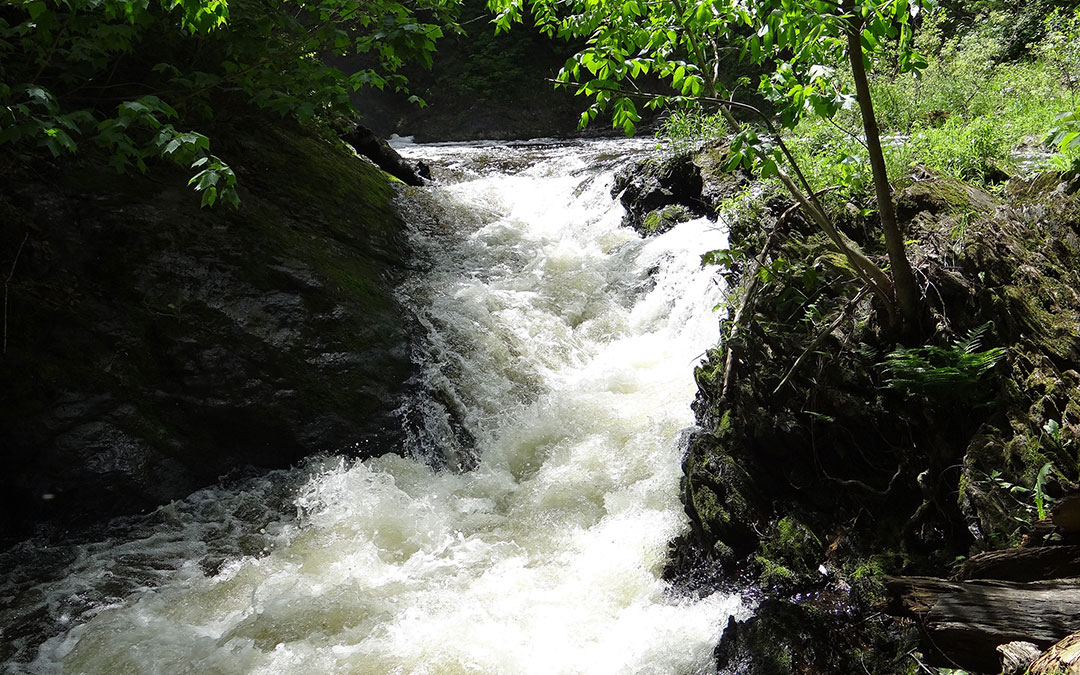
[611,152,708,235]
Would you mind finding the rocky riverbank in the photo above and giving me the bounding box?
[620,144,1080,672]
[0,117,418,543]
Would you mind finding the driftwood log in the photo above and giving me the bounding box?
[338,123,427,186]
[885,576,1080,672]
[997,641,1042,674]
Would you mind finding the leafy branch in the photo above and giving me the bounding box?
[1,0,459,204]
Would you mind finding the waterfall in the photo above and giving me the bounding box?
[2,138,746,674]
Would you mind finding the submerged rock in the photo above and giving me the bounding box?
[0,118,416,542]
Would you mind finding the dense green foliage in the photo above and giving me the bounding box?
[489,0,927,138]
[0,0,459,204]
[881,323,1006,400]
[663,5,1080,198]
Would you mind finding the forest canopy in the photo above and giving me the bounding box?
[4,0,1079,210]
[0,0,459,205]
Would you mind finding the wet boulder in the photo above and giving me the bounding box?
[0,118,417,541]
[611,152,708,235]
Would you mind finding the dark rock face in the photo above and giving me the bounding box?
[345,0,591,143]
[611,153,709,235]
[610,142,752,237]
[673,168,1080,672]
[0,120,416,542]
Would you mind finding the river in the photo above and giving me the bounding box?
[1,138,745,674]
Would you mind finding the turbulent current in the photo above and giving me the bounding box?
[1,138,746,674]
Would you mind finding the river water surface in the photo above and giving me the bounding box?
[1,138,745,674]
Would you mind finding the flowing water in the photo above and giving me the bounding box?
[1,138,746,674]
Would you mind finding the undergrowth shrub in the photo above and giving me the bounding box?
[881,324,1006,402]
[891,116,1011,182]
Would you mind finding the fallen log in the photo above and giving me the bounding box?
[338,123,427,186]
[958,545,1080,581]
[885,576,1080,673]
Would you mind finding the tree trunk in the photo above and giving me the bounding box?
[714,105,897,321]
[842,0,920,333]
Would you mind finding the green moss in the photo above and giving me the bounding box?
[690,478,733,533]
[759,516,822,584]
[849,558,884,584]
[641,204,693,234]
[712,539,735,564]
[775,517,821,553]
[846,556,894,601]
[896,173,998,219]
[693,348,725,389]
[718,409,733,434]
[755,555,797,589]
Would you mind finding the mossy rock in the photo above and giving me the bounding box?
[611,152,708,233]
[759,517,823,585]
[896,171,997,221]
[640,204,694,236]
[0,116,417,540]
[714,596,917,675]
[678,150,1080,669]
[682,435,761,559]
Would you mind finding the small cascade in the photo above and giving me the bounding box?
[2,137,746,675]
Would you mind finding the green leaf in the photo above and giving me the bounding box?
[26,1,47,19]
[222,188,240,209]
[861,28,880,51]
[760,158,778,179]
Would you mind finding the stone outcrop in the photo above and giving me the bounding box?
[646,145,1080,672]
[611,152,707,235]
[0,118,417,542]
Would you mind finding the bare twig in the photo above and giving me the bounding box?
[771,285,871,396]
[720,184,844,399]
[907,650,937,675]
[4,233,29,356]
[720,225,780,400]
[826,462,905,498]
[778,185,844,225]
[824,113,869,151]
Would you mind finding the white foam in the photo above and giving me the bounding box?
[27,139,746,674]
